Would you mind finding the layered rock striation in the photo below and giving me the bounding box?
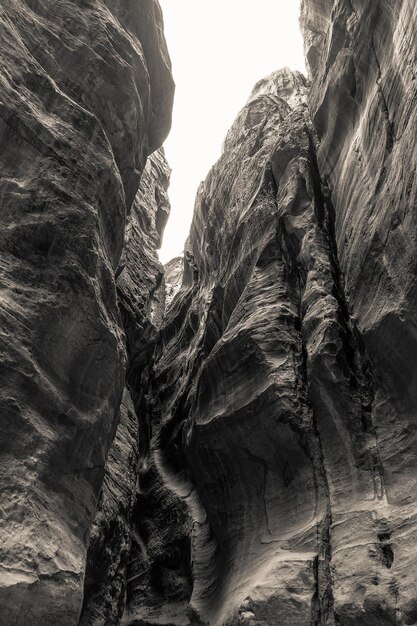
[300,2,417,623]
[0,2,173,625]
[2,1,417,625]
[126,70,337,625]
[79,148,171,626]
[128,3,417,621]
[164,256,184,309]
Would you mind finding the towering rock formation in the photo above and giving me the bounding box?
[124,67,321,625]
[125,70,335,625]
[2,1,417,625]
[125,3,417,624]
[0,2,173,625]
[300,2,417,624]
[79,148,171,626]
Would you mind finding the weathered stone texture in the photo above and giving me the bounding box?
[3,1,417,625]
[125,70,340,625]
[0,2,173,624]
[164,256,184,309]
[301,1,417,623]
[127,3,417,618]
[79,148,171,625]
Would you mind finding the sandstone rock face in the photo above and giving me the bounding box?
[126,69,340,625]
[301,1,417,623]
[2,1,417,625]
[79,148,171,625]
[130,21,417,621]
[164,256,184,309]
[0,3,173,625]
[78,387,140,626]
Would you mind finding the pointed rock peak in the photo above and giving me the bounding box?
[249,67,309,107]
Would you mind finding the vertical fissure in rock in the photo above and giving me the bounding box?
[306,128,386,502]
[276,193,336,626]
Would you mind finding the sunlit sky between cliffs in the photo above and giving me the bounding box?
[157,1,306,263]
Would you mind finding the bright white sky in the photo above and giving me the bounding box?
[158,1,306,263]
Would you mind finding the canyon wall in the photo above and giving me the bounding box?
[0,2,173,625]
[129,68,337,626]
[2,1,417,625]
[129,3,417,625]
[79,148,171,626]
[301,1,417,623]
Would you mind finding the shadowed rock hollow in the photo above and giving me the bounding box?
[1,1,417,625]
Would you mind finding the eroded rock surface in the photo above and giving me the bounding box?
[125,69,338,625]
[0,2,173,624]
[127,6,417,618]
[164,256,184,309]
[79,148,171,625]
[300,1,417,623]
[2,1,417,625]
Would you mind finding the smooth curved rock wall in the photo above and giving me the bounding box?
[3,1,417,625]
[79,149,171,625]
[124,70,339,625]
[0,2,173,624]
[130,11,417,618]
[301,1,417,623]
